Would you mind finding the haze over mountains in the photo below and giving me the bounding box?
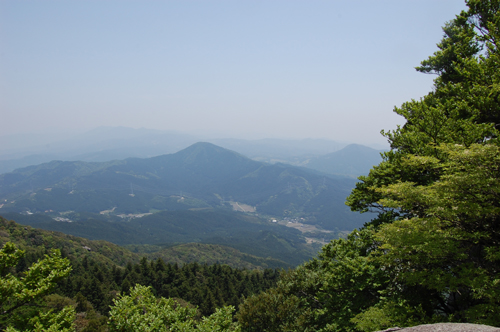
[0,127,383,266]
[0,126,386,176]
[304,144,385,177]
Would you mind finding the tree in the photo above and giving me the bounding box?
[347,0,500,224]
[360,144,500,326]
[237,228,389,332]
[239,1,500,330]
[0,242,75,331]
[108,284,240,332]
[345,0,500,328]
[236,272,308,332]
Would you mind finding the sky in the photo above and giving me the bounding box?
[0,0,467,146]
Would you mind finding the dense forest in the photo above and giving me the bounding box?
[0,217,278,331]
[2,0,500,331]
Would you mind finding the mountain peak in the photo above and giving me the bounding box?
[184,141,225,151]
[305,143,383,177]
[173,142,249,164]
[340,144,379,153]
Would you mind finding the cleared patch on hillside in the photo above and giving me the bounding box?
[229,201,256,213]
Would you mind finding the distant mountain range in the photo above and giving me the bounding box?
[0,127,200,173]
[303,144,384,177]
[0,142,370,231]
[0,126,387,177]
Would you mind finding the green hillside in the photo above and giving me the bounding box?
[0,215,140,267]
[0,214,293,270]
[0,215,281,330]
[142,243,290,270]
[1,210,315,266]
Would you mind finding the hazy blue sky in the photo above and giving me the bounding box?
[1,0,467,145]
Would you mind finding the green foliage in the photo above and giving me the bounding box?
[58,255,279,317]
[347,0,500,223]
[237,228,387,332]
[236,276,308,332]
[0,242,75,331]
[239,147,500,330]
[350,300,429,332]
[345,0,500,328]
[2,216,280,322]
[108,284,240,332]
[108,284,197,331]
[0,215,141,267]
[25,306,75,332]
[196,305,240,332]
[372,144,500,325]
[347,144,500,327]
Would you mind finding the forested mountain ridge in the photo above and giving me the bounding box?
[0,214,293,269]
[0,127,200,174]
[0,215,139,267]
[1,210,313,267]
[0,142,370,231]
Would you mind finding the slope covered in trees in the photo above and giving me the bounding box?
[0,214,289,271]
[1,210,313,267]
[0,217,280,331]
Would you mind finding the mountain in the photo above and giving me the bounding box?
[0,142,371,231]
[303,144,385,177]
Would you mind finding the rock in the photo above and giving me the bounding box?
[378,323,500,332]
